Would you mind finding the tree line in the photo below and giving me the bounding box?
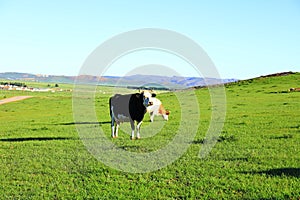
[0,82,27,87]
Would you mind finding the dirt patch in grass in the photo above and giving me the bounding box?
[0,96,33,105]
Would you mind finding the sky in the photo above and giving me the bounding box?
[0,0,299,79]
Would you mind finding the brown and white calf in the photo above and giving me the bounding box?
[290,88,300,92]
[147,97,170,122]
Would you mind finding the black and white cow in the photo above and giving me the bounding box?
[109,91,155,139]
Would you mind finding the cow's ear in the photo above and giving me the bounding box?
[151,93,156,97]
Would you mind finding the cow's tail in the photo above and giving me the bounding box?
[109,97,114,126]
[109,97,116,137]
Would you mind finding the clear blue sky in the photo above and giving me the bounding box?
[0,0,299,79]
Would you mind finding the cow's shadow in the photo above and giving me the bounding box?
[0,137,76,142]
[243,167,300,178]
[58,121,111,125]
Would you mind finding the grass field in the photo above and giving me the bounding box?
[0,73,299,199]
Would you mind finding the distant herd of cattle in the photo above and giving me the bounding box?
[109,91,170,140]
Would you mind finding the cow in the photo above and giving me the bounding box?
[147,97,170,122]
[109,91,155,139]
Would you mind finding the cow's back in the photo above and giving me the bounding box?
[110,94,132,121]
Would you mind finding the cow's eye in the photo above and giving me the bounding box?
[143,97,150,106]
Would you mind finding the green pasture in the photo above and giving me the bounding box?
[0,74,299,199]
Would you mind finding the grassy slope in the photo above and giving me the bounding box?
[0,73,299,199]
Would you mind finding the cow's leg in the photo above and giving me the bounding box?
[150,112,154,122]
[130,120,135,140]
[111,123,115,138]
[111,114,115,137]
[136,121,142,139]
[115,123,120,138]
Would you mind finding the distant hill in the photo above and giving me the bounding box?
[0,72,237,89]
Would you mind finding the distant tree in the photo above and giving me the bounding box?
[55,84,59,87]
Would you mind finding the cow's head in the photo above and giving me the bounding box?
[162,110,170,121]
[141,91,156,107]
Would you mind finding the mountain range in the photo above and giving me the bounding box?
[0,72,238,89]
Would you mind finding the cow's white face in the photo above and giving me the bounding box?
[162,114,169,121]
[142,91,155,107]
